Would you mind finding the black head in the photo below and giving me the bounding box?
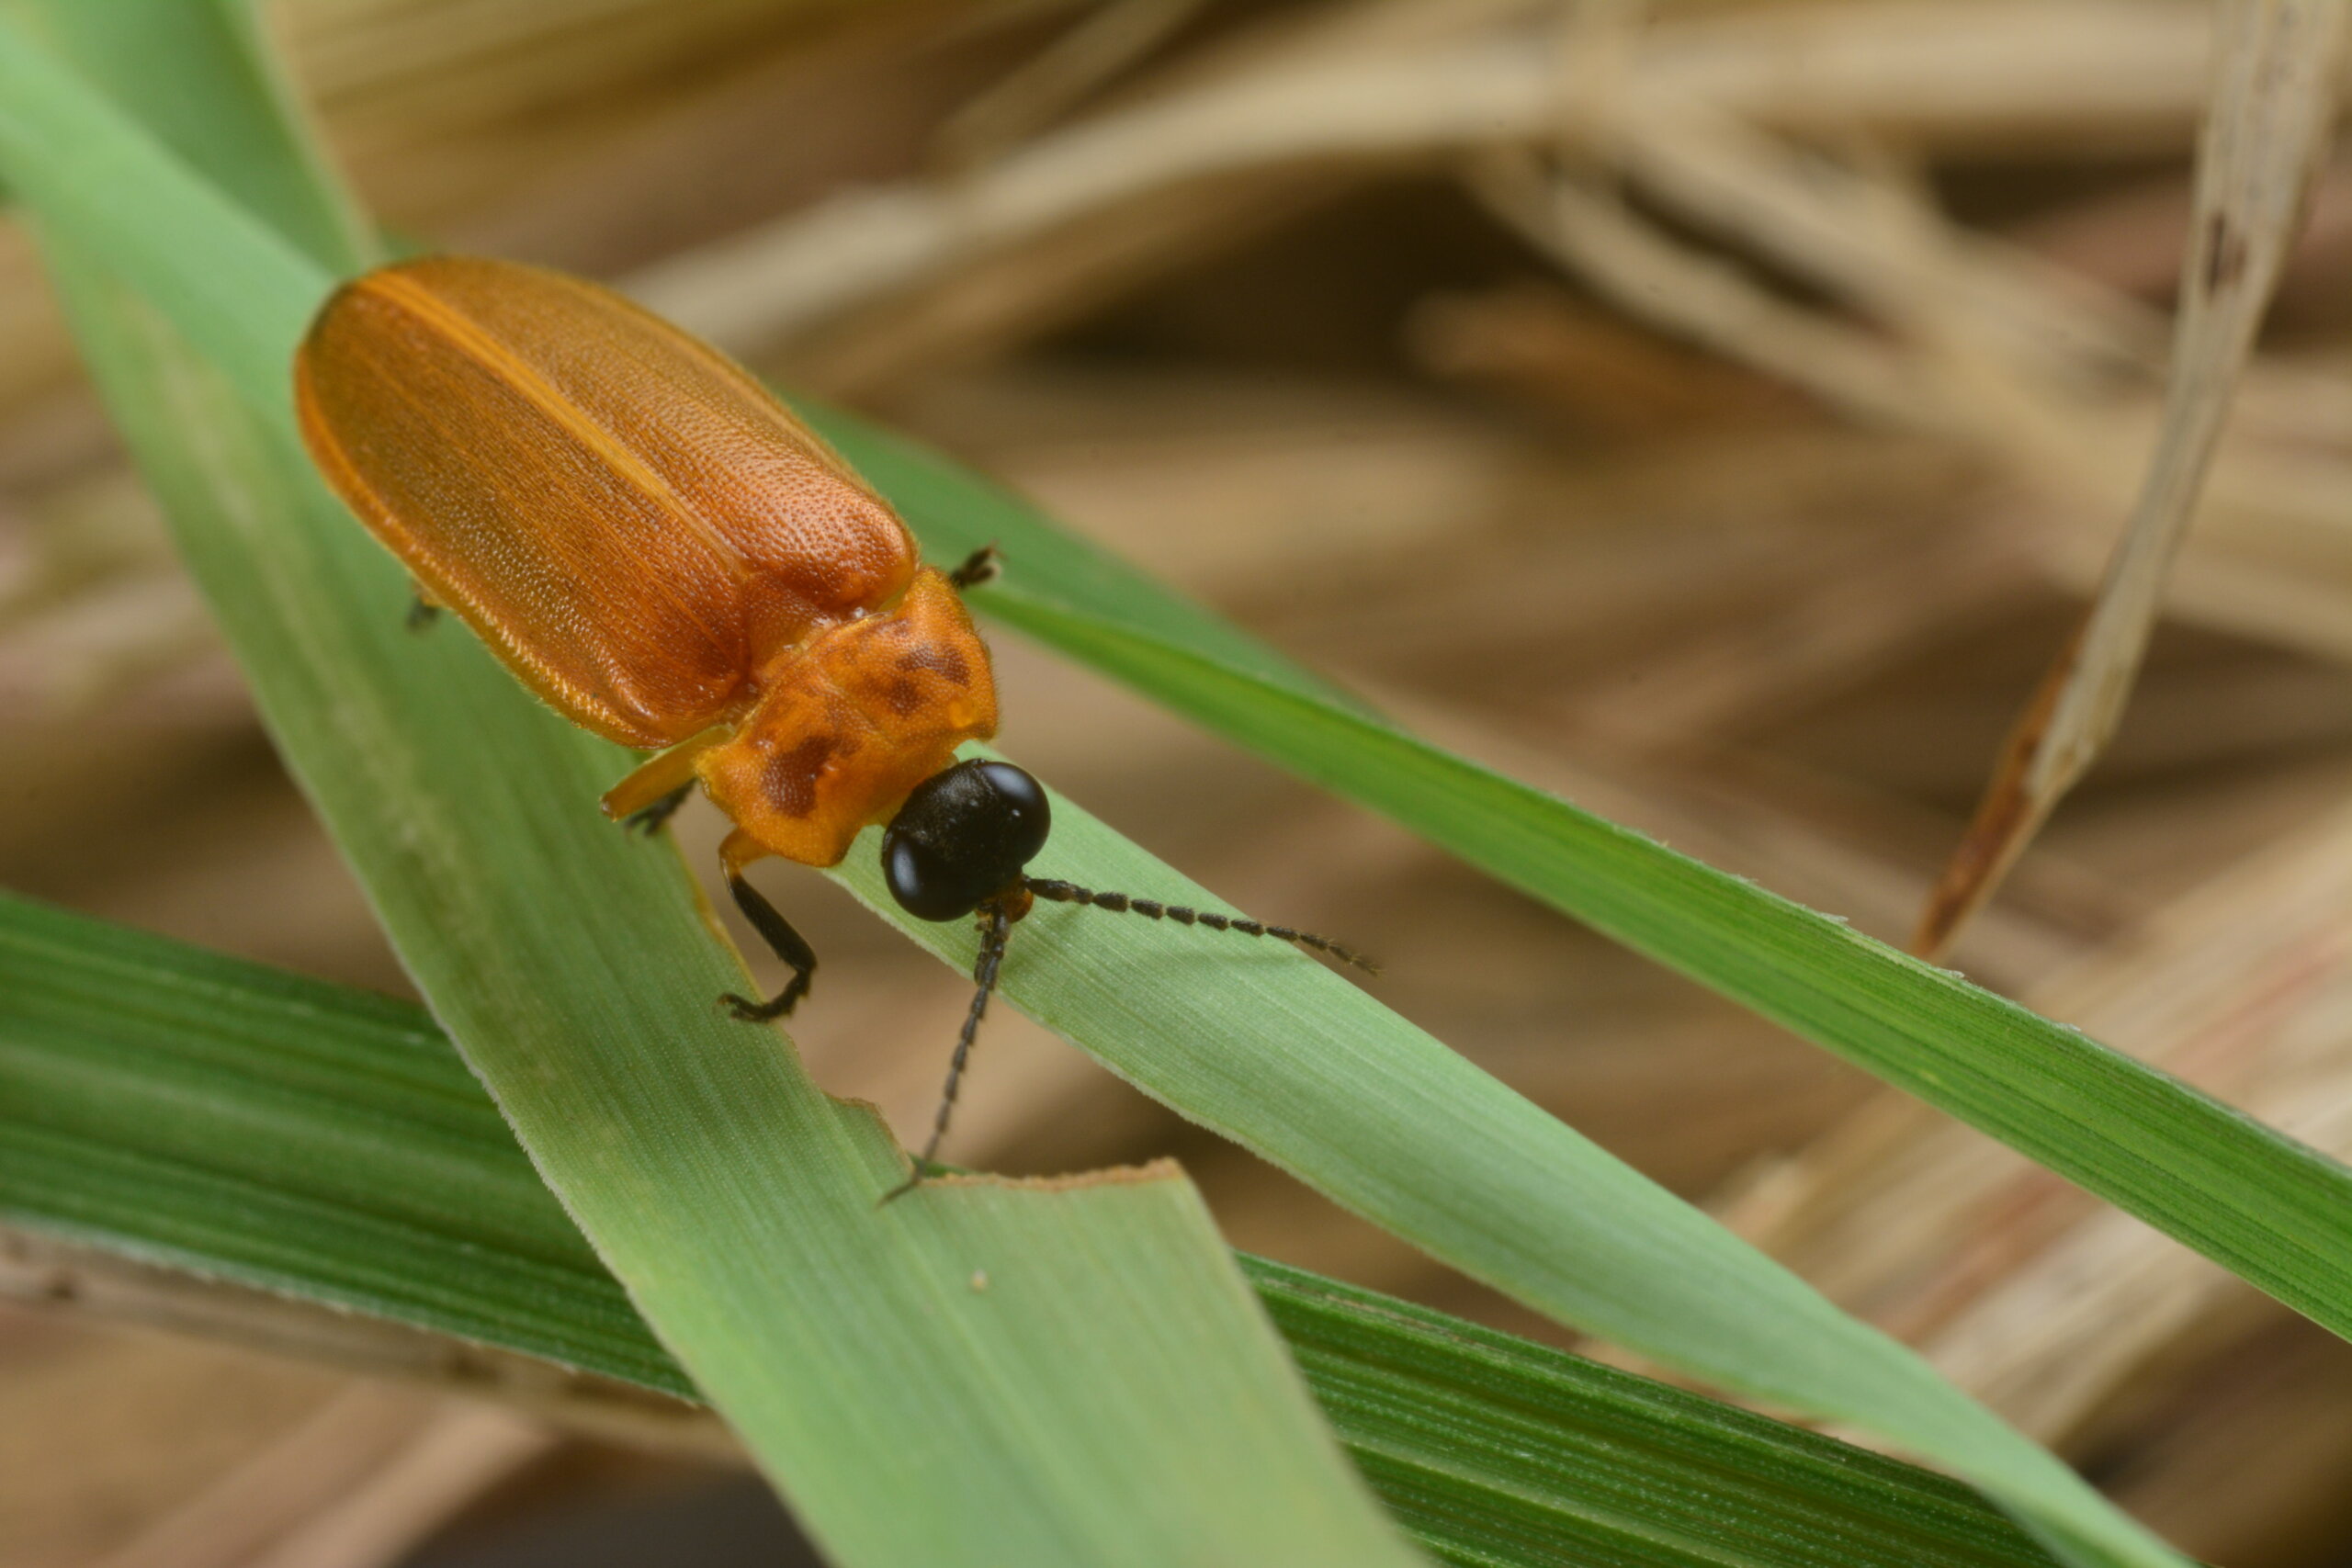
[882,760,1051,921]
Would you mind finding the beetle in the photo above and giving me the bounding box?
[294,254,1367,1192]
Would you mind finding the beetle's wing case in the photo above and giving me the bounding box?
[294,255,919,749]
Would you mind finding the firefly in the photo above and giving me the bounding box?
[294,255,1368,1193]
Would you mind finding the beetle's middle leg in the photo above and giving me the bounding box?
[620,783,692,837]
[717,829,816,1022]
[601,727,728,829]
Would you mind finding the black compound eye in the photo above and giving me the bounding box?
[882,835,983,922]
[882,761,1052,921]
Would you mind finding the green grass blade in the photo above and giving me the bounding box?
[941,597,2352,1344]
[0,889,2062,1568]
[801,401,2352,1359]
[820,758,2172,1568]
[0,12,1419,1566]
[0,15,2190,1566]
[800,406,2352,1352]
[6,0,373,270]
[1249,1262,2063,1568]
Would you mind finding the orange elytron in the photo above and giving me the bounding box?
[295,255,1367,1190]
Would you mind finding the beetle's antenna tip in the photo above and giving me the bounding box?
[1023,877,1378,975]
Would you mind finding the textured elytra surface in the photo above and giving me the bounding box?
[295,255,924,749]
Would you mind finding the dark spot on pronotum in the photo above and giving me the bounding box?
[897,644,970,687]
[763,733,836,818]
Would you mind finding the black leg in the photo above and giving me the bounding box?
[883,900,1012,1203]
[1023,877,1377,973]
[405,592,442,631]
[720,874,819,1022]
[947,544,1001,590]
[622,782,694,837]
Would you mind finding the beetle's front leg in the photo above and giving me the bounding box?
[718,829,816,1022]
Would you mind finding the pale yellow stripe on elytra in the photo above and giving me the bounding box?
[363,271,760,592]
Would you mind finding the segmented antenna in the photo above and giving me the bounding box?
[883,899,1013,1202]
[1023,878,1378,974]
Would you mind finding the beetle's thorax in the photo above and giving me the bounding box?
[695,566,998,868]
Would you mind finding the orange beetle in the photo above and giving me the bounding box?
[294,255,1366,1187]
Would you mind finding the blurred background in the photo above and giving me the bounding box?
[6,0,2352,1562]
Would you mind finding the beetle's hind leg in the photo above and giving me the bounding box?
[404,588,443,631]
[720,869,818,1022]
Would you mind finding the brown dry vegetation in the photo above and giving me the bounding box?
[6,1,2352,1563]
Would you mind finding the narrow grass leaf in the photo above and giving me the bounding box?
[796,396,2352,1358]
[943,604,2352,1344]
[0,889,2063,1568]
